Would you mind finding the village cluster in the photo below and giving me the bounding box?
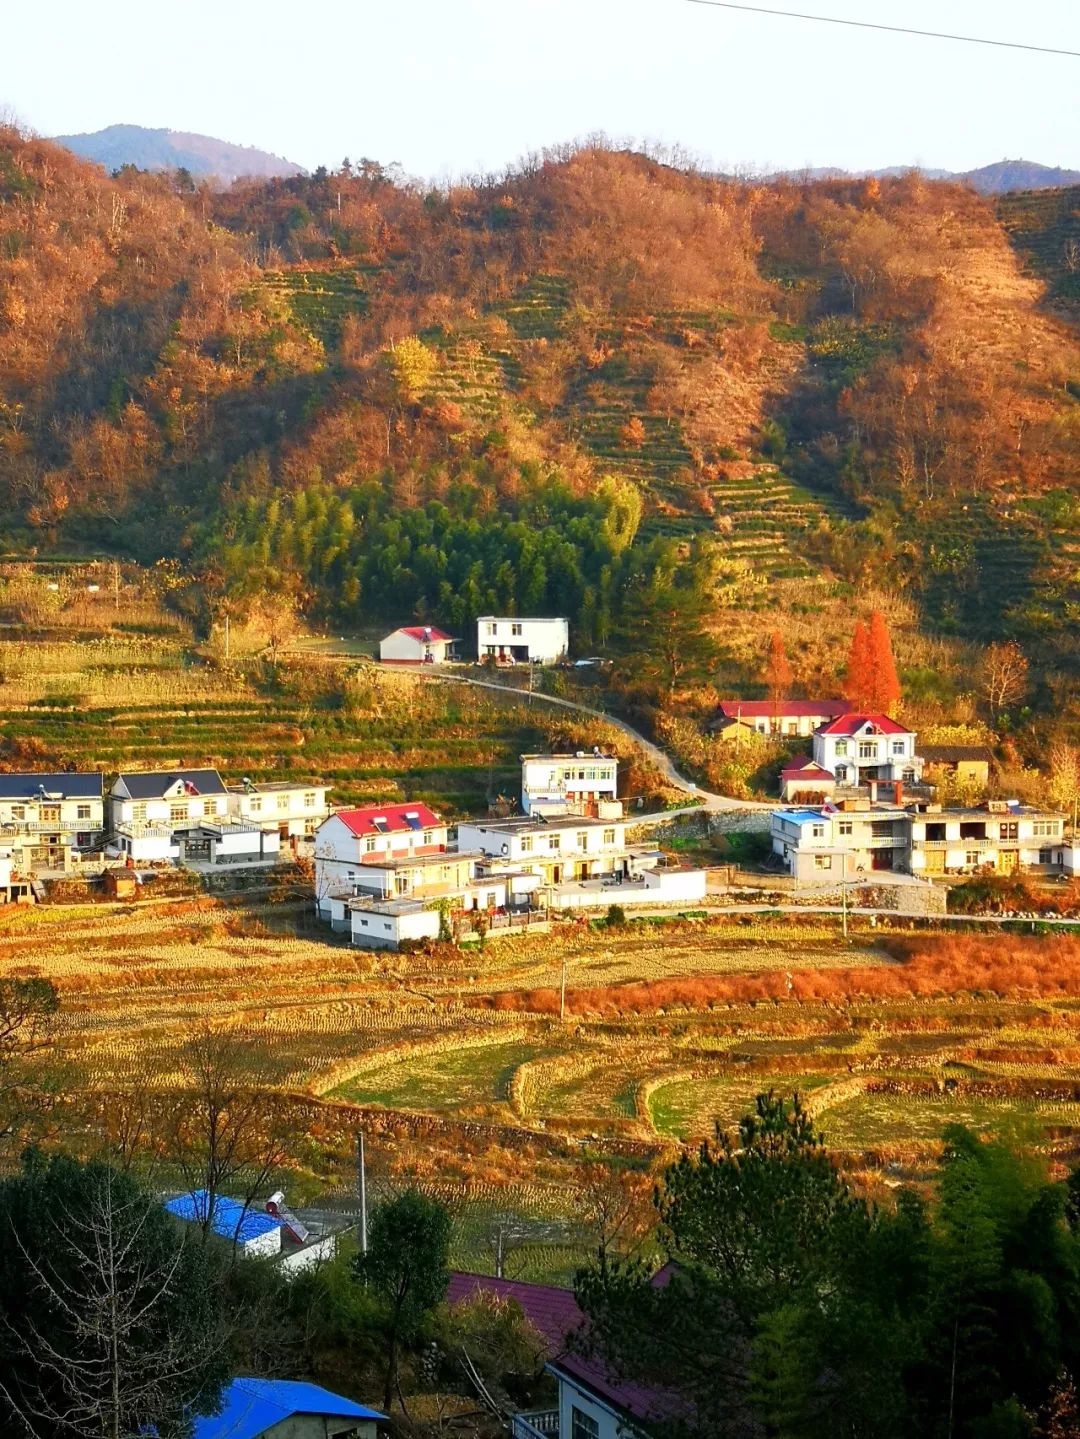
[733,699,1079,885]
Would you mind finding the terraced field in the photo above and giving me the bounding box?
[999,185,1080,315]
[0,653,548,814]
[260,266,376,347]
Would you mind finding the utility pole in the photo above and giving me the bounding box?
[356,1130,368,1254]
[841,871,848,940]
[113,560,120,613]
[560,952,567,1022]
[224,611,230,663]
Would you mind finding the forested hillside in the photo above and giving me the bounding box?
[2,126,1079,692]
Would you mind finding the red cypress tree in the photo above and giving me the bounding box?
[867,610,901,712]
[844,620,872,710]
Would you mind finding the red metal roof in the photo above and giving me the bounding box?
[718,699,847,719]
[781,758,834,777]
[334,803,442,837]
[396,626,454,643]
[446,1270,689,1425]
[817,712,911,737]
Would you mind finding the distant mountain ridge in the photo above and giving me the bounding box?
[50,124,305,184]
[774,158,1080,194]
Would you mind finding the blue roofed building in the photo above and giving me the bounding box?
[165,1190,284,1259]
[192,1377,384,1439]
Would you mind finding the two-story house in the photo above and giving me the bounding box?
[477,616,568,666]
[110,769,230,862]
[456,816,630,887]
[227,779,332,839]
[812,714,922,790]
[909,800,1065,877]
[313,803,448,915]
[0,772,105,873]
[771,801,912,881]
[520,751,620,817]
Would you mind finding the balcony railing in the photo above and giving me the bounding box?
[512,1411,560,1439]
[916,836,1002,851]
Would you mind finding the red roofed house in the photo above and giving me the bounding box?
[447,1270,689,1439]
[710,699,847,740]
[780,757,837,803]
[812,713,922,791]
[313,803,448,916]
[379,625,457,664]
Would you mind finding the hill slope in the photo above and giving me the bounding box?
[1,129,1079,695]
[51,123,305,182]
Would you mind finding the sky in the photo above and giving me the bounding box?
[4,0,1079,178]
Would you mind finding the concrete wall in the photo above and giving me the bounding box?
[350,907,441,950]
[264,1416,379,1439]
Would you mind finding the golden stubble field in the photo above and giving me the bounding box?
[7,888,1080,1202]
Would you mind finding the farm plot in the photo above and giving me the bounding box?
[7,895,1080,1199]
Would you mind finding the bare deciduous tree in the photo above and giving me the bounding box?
[978,641,1029,718]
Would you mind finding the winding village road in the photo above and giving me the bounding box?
[421,671,771,816]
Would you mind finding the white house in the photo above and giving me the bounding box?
[521,751,620,817]
[175,821,281,868]
[0,772,106,873]
[477,616,568,665]
[909,800,1065,877]
[379,625,457,664]
[313,802,448,914]
[771,802,912,882]
[812,714,922,790]
[458,816,630,886]
[227,779,332,838]
[110,769,230,860]
[772,798,1069,882]
[711,699,848,739]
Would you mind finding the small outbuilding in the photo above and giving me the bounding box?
[379,625,456,664]
[192,1377,385,1439]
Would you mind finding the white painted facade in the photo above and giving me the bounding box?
[909,806,1064,876]
[477,616,569,665]
[110,773,229,831]
[457,817,630,884]
[380,626,456,664]
[349,899,442,950]
[812,720,921,789]
[771,805,912,882]
[521,753,619,816]
[313,810,449,909]
[112,827,180,863]
[227,782,331,838]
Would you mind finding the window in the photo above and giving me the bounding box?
[132,803,146,822]
[41,805,60,823]
[603,828,616,846]
[547,834,561,851]
[364,836,377,853]
[815,855,832,870]
[394,875,409,895]
[203,800,218,817]
[304,792,316,808]
[277,794,288,811]
[576,832,588,851]
[892,740,906,755]
[486,892,497,908]
[1040,849,1053,864]
[76,804,92,821]
[858,742,877,760]
[520,836,533,854]
[787,722,797,736]
[999,822,1018,841]
[250,797,262,813]
[169,804,188,824]
[834,766,848,783]
[811,824,825,839]
[11,805,25,821]
[965,850,980,866]
[572,1409,599,1439]
[834,740,848,757]
[486,622,496,636]
[511,622,522,637]
[1034,820,1060,837]
[422,829,433,845]
[838,821,853,836]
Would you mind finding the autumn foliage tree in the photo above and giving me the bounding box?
[845,613,901,712]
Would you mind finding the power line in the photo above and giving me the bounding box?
[681,0,1080,58]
